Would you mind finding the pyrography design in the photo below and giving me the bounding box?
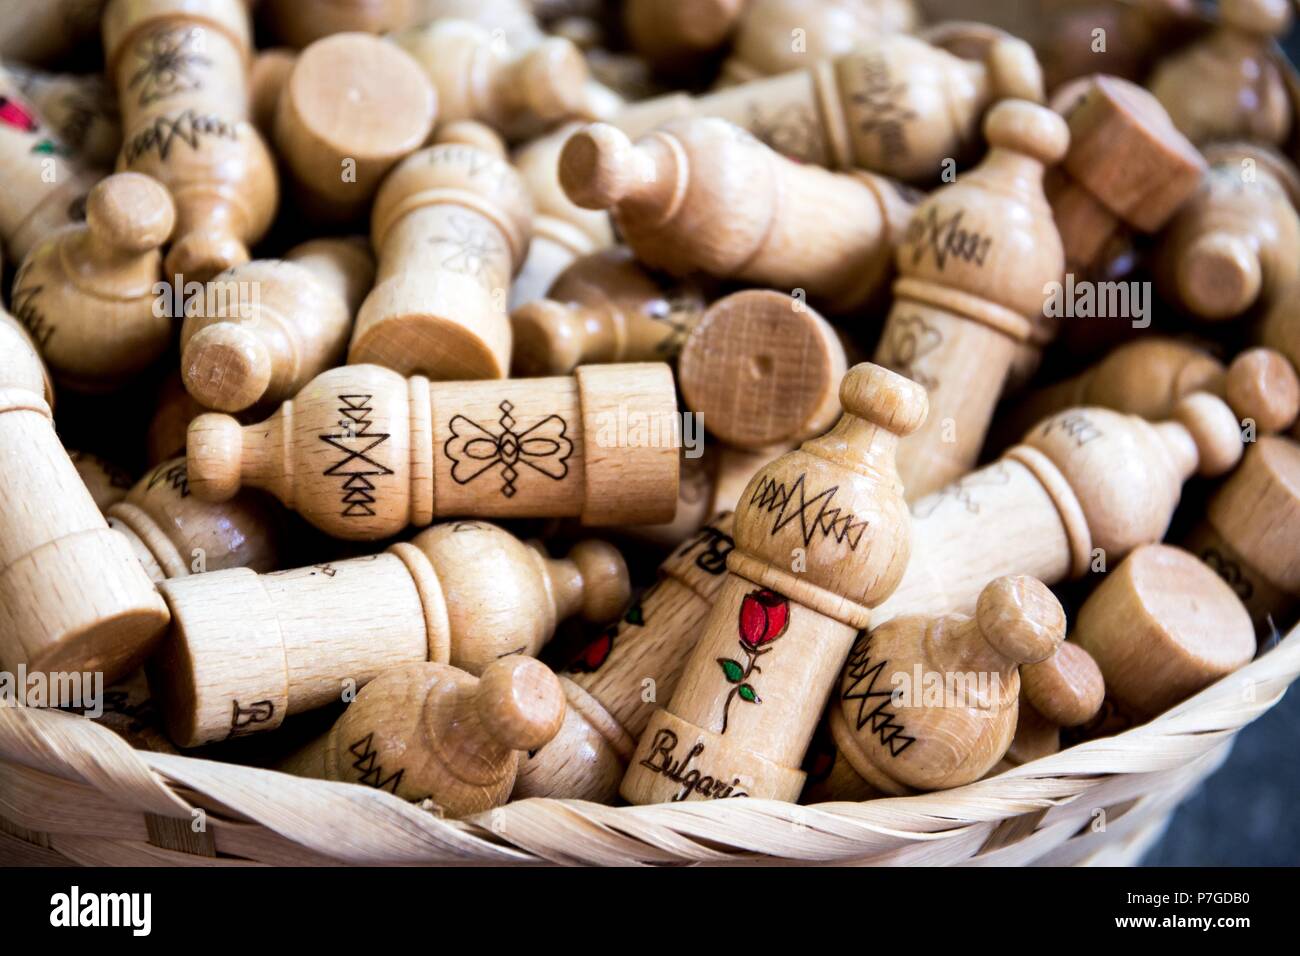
[146,460,190,497]
[841,632,915,757]
[229,699,274,735]
[319,395,393,517]
[427,213,504,282]
[905,206,993,271]
[1198,547,1255,604]
[847,52,916,164]
[748,473,869,550]
[911,462,1012,519]
[8,274,54,350]
[746,100,823,163]
[348,733,405,794]
[128,27,211,106]
[444,401,573,498]
[882,312,943,391]
[716,589,790,733]
[1040,412,1103,448]
[122,109,237,163]
[673,520,735,575]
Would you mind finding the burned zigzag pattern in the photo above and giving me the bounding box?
[320,395,393,518]
[748,473,869,550]
[146,460,190,497]
[841,634,915,757]
[347,733,405,794]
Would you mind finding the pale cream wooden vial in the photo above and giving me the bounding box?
[347,123,532,380]
[559,117,916,314]
[1183,436,1300,636]
[874,100,1068,501]
[10,172,175,392]
[871,392,1245,630]
[621,364,929,804]
[515,513,737,801]
[0,321,170,684]
[511,246,705,377]
[107,456,282,585]
[1155,142,1300,322]
[1073,544,1256,720]
[612,31,1044,184]
[828,575,1065,795]
[151,520,626,746]
[0,71,97,264]
[678,290,847,451]
[278,657,565,816]
[391,19,590,142]
[274,32,436,222]
[180,237,375,413]
[508,122,615,311]
[0,61,121,167]
[103,0,278,282]
[1149,0,1293,147]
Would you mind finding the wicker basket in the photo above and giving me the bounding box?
[1,625,1295,866]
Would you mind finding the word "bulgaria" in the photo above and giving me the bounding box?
[50,887,151,936]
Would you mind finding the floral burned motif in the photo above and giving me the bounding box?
[717,589,790,733]
[444,401,573,498]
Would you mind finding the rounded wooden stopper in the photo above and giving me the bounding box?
[1074,544,1255,718]
[475,656,567,752]
[1204,436,1300,597]
[975,575,1066,665]
[1020,642,1105,729]
[275,32,437,221]
[678,291,847,450]
[182,324,272,411]
[1178,233,1264,320]
[1225,348,1300,433]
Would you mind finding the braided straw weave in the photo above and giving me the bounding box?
[1,625,1296,866]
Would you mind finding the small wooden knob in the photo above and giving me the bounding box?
[678,290,847,450]
[187,413,244,502]
[514,38,590,123]
[1225,348,1300,433]
[1178,233,1264,320]
[474,656,567,752]
[1021,642,1105,728]
[839,362,930,438]
[181,324,273,413]
[974,575,1066,666]
[1171,391,1246,477]
[436,120,507,156]
[984,99,1070,166]
[86,172,175,254]
[511,299,589,375]
[558,123,650,210]
[565,538,632,623]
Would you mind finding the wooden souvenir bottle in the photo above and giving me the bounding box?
[103,0,278,282]
[508,123,615,311]
[514,514,738,801]
[611,31,1044,184]
[1001,642,1105,766]
[107,457,282,584]
[184,362,679,539]
[180,237,375,412]
[622,0,746,67]
[620,364,928,804]
[0,310,169,684]
[873,100,1068,501]
[0,62,121,167]
[0,303,53,409]
[70,450,135,512]
[678,290,847,451]
[272,33,436,223]
[559,117,916,314]
[391,19,590,142]
[1073,544,1256,720]
[0,71,97,264]
[10,172,175,392]
[151,520,626,746]
[1183,436,1300,636]
[719,0,919,85]
[871,392,1245,629]
[511,246,706,377]
[347,123,533,380]
[1155,142,1300,322]
[278,657,566,816]
[1149,0,1292,147]
[829,575,1065,794]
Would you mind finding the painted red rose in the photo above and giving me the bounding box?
[738,589,790,651]
[0,96,38,133]
[568,630,612,673]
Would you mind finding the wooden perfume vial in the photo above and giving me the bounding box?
[515,513,736,801]
[348,124,533,381]
[0,61,121,167]
[874,100,1068,501]
[612,30,1044,183]
[103,0,278,281]
[151,520,626,746]
[278,657,566,816]
[180,237,375,412]
[0,316,169,684]
[620,364,928,804]
[273,32,437,223]
[11,172,175,392]
[512,246,705,377]
[560,117,916,315]
[829,575,1065,794]
[185,361,679,539]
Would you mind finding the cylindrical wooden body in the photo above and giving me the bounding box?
[0,387,170,682]
[104,0,277,280]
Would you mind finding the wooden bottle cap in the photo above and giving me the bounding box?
[474,655,568,753]
[1224,347,1300,433]
[1205,436,1300,596]
[86,171,176,253]
[678,290,847,450]
[1020,641,1105,729]
[275,32,437,221]
[1179,233,1264,320]
[974,575,1066,665]
[1073,544,1255,718]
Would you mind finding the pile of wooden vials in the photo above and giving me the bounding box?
[2,0,1298,816]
